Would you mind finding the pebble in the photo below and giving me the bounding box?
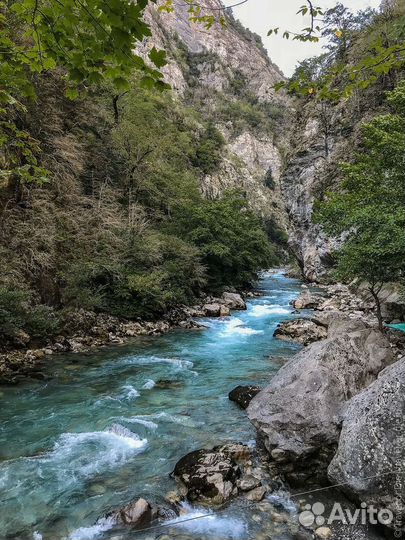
[315,526,332,539]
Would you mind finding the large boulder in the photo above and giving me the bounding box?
[328,358,405,529]
[221,292,247,310]
[202,303,223,317]
[172,443,262,505]
[293,291,321,310]
[229,385,262,409]
[247,319,394,482]
[274,318,327,346]
[172,447,240,505]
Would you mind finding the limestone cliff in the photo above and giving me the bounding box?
[140,0,289,224]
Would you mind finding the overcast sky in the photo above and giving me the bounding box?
[224,0,382,76]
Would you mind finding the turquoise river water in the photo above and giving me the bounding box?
[0,271,310,540]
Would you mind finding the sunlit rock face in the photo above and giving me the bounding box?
[137,0,290,225]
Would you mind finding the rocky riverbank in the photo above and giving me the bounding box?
[248,284,405,538]
[0,291,248,384]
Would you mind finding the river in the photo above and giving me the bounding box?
[0,271,310,540]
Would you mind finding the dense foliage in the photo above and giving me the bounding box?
[315,81,405,329]
[0,80,279,343]
[280,1,405,99]
[175,191,276,290]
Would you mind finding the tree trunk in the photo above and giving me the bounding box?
[369,286,384,332]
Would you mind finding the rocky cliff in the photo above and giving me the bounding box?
[140,0,289,224]
[279,0,403,282]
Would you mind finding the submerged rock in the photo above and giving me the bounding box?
[155,379,184,389]
[229,385,262,409]
[245,486,267,502]
[328,358,405,530]
[247,319,394,482]
[274,318,327,346]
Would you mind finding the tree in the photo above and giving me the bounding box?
[176,190,278,290]
[315,81,405,330]
[321,3,375,63]
[273,0,405,100]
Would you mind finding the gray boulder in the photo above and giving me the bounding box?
[172,443,262,505]
[274,318,327,345]
[293,291,321,310]
[222,292,247,310]
[328,358,405,529]
[247,319,394,481]
[202,303,222,317]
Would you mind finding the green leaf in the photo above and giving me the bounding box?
[113,77,131,92]
[148,47,167,68]
[65,87,79,100]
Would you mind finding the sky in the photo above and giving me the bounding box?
[224,0,382,76]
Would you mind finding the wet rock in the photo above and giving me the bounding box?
[110,497,153,528]
[274,319,327,346]
[202,303,222,317]
[271,511,288,523]
[221,292,247,310]
[173,448,239,504]
[88,483,106,495]
[328,357,405,530]
[165,490,183,506]
[247,319,394,481]
[237,474,262,491]
[172,443,251,505]
[219,305,231,317]
[229,385,262,409]
[315,526,332,539]
[245,486,267,501]
[293,292,320,310]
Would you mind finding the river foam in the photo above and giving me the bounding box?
[250,305,290,317]
[142,379,156,389]
[50,425,147,477]
[219,318,263,337]
[68,516,115,540]
[126,355,194,370]
[167,503,247,539]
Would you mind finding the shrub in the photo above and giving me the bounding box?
[0,287,60,344]
[191,124,225,174]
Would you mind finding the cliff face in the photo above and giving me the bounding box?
[279,1,403,282]
[280,101,343,281]
[280,85,396,282]
[140,0,289,224]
